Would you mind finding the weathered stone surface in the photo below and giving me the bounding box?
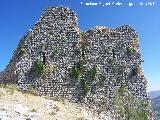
[0,72,4,82]
[3,6,152,119]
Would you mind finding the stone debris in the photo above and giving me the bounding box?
[2,6,152,119]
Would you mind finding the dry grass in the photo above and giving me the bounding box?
[0,83,108,120]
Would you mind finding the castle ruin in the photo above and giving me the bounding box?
[2,6,152,120]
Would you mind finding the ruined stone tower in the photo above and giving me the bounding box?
[3,6,152,119]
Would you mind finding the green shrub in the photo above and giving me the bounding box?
[35,60,44,76]
[108,59,115,66]
[0,83,7,88]
[18,47,26,57]
[28,84,34,90]
[70,60,91,97]
[113,87,149,120]
[71,61,84,80]
[89,66,97,81]
[72,66,81,80]
[127,47,133,56]
[81,79,90,96]
[80,32,86,39]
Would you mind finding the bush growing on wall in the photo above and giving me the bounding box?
[81,79,90,97]
[34,60,44,76]
[89,65,97,81]
[71,61,84,80]
[18,47,26,57]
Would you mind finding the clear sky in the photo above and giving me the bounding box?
[0,0,159,91]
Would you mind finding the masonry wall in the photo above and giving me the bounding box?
[3,6,152,120]
[0,72,4,82]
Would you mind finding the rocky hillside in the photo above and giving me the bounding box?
[148,90,160,99]
[152,96,160,120]
[0,83,112,120]
[148,90,160,120]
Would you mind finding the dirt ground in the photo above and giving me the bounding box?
[0,84,111,120]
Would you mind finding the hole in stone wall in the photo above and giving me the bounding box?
[112,49,115,59]
[42,52,46,65]
[82,47,85,57]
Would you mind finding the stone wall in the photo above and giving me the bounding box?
[0,72,4,82]
[3,6,152,120]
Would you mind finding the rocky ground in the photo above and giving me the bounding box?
[0,84,111,120]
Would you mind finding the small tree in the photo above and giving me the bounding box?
[113,87,149,120]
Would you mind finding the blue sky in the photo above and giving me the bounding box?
[0,0,159,91]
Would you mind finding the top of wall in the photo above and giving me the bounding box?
[4,6,140,76]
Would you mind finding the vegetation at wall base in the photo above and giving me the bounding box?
[113,86,149,120]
